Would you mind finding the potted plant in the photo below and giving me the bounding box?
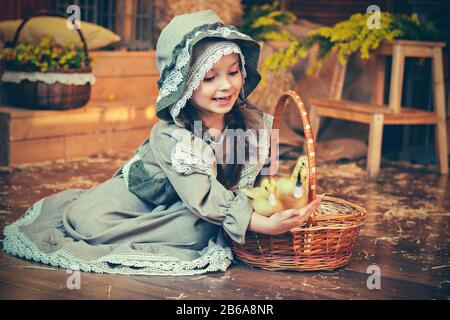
[0,11,95,110]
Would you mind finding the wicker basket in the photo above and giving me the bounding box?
[2,11,93,110]
[230,90,367,271]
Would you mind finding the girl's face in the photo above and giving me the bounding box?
[190,53,243,123]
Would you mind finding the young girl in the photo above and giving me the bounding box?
[2,10,320,275]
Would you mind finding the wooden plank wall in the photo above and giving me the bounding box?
[90,50,159,101]
[0,0,53,21]
[285,0,391,26]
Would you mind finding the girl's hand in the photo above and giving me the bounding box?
[249,199,321,235]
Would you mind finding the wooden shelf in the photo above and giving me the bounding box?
[0,50,160,166]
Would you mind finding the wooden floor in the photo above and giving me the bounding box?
[0,153,449,300]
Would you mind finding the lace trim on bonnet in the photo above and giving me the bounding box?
[156,26,249,106]
[169,41,246,126]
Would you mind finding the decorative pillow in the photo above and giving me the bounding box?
[0,17,121,50]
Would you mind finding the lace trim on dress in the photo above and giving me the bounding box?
[2,199,233,275]
[236,165,259,190]
[171,134,217,177]
[261,112,274,161]
[121,153,142,188]
[236,112,274,190]
[1,71,96,85]
[156,26,250,104]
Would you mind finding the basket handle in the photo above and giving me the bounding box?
[8,10,89,60]
[269,90,317,202]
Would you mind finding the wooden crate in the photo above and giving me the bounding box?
[0,51,160,166]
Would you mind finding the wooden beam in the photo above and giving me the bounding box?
[367,114,384,178]
[372,55,385,105]
[310,101,438,125]
[329,62,346,100]
[9,127,149,166]
[6,101,156,141]
[309,99,393,114]
[0,112,10,166]
[124,0,135,44]
[432,47,449,174]
[115,0,136,45]
[313,106,373,124]
[388,44,405,113]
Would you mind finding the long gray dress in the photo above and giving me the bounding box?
[2,107,273,275]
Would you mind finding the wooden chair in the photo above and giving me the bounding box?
[309,40,448,178]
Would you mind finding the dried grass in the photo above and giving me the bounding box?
[15,265,57,271]
[318,163,366,179]
[41,177,98,190]
[167,292,188,300]
[383,208,450,220]
[373,236,401,245]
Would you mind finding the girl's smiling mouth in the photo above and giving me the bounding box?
[212,95,232,105]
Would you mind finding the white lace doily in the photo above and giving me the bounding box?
[1,71,96,85]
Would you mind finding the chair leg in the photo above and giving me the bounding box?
[432,47,449,174]
[367,114,384,178]
[309,106,321,141]
[435,121,448,174]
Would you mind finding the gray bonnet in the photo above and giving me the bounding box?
[155,10,261,123]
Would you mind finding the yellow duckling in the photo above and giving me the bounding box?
[241,177,284,217]
[276,155,309,210]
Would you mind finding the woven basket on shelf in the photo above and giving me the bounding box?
[2,11,93,110]
[230,90,367,271]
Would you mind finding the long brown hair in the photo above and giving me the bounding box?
[175,99,255,189]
